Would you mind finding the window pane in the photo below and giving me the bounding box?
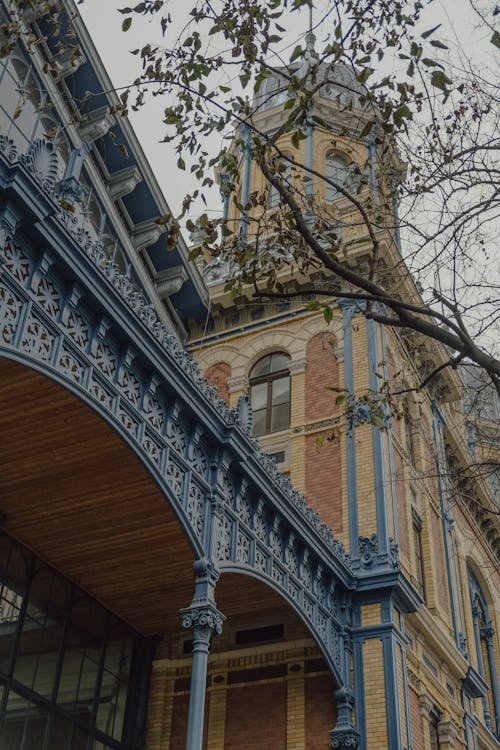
[250,356,272,378]
[1,691,48,750]
[250,382,268,411]
[269,353,290,373]
[272,376,290,406]
[252,409,267,437]
[271,402,290,432]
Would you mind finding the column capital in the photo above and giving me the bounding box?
[480,625,495,643]
[228,375,249,394]
[181,603,225,640]
[329,727,359,749]
[288,357,307,376]
[437,719,460,745]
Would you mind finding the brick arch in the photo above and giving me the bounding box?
[205,361,231,404]
[304,332,342,533]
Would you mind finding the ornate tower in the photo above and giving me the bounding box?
[188,36,500,750]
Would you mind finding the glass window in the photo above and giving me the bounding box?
[0,56,41,149]
[411,510,425,601]
[326,152,352,201]
[250,353,291,436]
[0,534,147,750]
[268,154,293,209]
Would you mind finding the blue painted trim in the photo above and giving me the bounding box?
[401,640,413,750]
[341,301,359,554]
[383,633,402,750]
[392,195,402,251]
[380,323,398,545]
[353,638,366,750]
[431,402,461,652]
[367,318,388,554]
[238,123,252,242]
[368,123,379,204]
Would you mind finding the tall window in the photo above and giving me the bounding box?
[325,153,350,201]
[429,707,441,750]
[250,352,291,436]
[268,153,293,208]
[468,569,500,735]
[0,534,149,750]
[412,507,426,600]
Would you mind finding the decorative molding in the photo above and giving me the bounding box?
[78,106,115,143]
[21,139,59,191]
[329,728,359,749]
[181,603,225,639]
[358,534,379,568]
[228,375,249,393]
[0,135,18,164]
[132,220,165,252]
[107,165,142,201]
[407,668,422,691]
[52,47,86,80]
[236,394,253,435]
[155,266,188,299]
[288,357,307,375]
[438,719,460,745]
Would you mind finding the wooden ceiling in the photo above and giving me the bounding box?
[0,357,296,640]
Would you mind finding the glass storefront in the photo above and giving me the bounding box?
[0,534,153,749]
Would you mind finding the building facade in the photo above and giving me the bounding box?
[188,41,500,750]
[0,3,498,750]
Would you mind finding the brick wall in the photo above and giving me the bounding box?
[305,332,342,530]
[409,687,424,750]
[305,332,338,421]
[430,506,451,622]
[205,362,231,404]
[305,434,342,531]
[305,674,337,750]
[225,683,286,750]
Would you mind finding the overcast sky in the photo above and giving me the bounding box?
[77,0,493,223]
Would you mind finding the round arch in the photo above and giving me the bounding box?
[0,351,210,636]
[217,562,346,689]
[0,348,205,559]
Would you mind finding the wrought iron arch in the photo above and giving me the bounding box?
[217,563,347,687]
[0,348,207,561]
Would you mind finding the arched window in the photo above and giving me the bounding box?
[468,569,500,735]
[250,352,291,436]
[325,151,352,201]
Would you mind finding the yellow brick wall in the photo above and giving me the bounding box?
[363,638,388,750]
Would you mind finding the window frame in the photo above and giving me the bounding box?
[249,353,291,437]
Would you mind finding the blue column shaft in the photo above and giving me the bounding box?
[342,303,358,554]
[186,636,210,750]
[432,405,460,649]
[239,124,252,241]
[367,317,388,554]
[485,636,500,733]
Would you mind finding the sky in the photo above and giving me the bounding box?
[77,0,494,223]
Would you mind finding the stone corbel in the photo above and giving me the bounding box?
[288,357,307,376]
[78,106,115,143]
[437,719,460,747]
[154,266,188,299]
[228,375,249,394]
[51,47,86,80]
[29,249,55,292]
[107,165,142,201]
[418,694,434,719]
[132,220,165,252]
